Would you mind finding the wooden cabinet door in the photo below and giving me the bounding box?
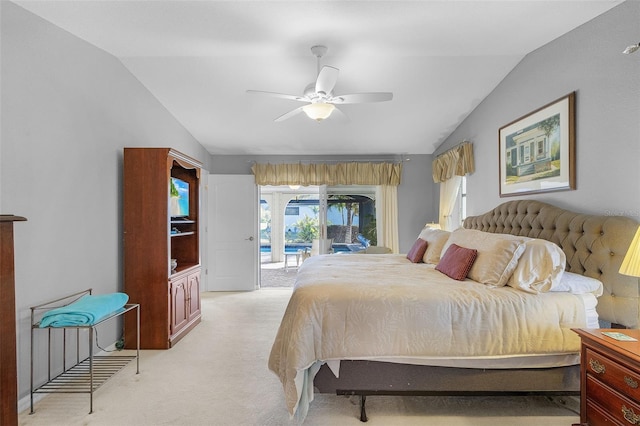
[187,271,201,322]
[170,277,188,335]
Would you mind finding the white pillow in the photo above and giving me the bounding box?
[551,272,604,296]
[418,228,451,264]
[507,238,566,294]
[441,229,527,287]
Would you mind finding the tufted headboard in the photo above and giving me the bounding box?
[463,200,640,328]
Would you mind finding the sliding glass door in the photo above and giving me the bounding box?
[325,185,377,251]
[258,184,378,265]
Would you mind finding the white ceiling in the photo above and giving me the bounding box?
[15,0,622,156]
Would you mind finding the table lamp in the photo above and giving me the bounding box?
[620,227,640,278]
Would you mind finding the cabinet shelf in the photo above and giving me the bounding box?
[171,231,195,237]
[170,263,199,277]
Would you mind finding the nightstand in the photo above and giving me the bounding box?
[573,328,640,425]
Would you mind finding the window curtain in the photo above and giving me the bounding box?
[376,185,399,253]
[432,142,474,231]
[438,175,462,231]
[251,162,402,186]
[432,142,474,183]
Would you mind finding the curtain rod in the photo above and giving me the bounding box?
[249,156,407,165]
[435,140,471,158]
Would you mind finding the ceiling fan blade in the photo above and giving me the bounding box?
[330,92,393,104]
[274,106,305,122]
[315,66,339,96]
[246,90,307,102]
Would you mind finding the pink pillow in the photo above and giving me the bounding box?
[436,244,478,280]
[406,238,428,263]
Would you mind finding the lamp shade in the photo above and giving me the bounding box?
[620,227,640,277]
[302,103,335,121]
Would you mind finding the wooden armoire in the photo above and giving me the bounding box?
[123,148,201,349]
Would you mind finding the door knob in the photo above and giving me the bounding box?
[246,236,254,241]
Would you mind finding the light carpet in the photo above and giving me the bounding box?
[20,289,580,425]
[260,265,296,288]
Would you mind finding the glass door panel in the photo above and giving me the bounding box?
[326,185,377,252]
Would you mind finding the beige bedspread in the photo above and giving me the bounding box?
[268,254,588,416]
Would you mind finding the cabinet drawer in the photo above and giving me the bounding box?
[587,400,624,426]
[587,375,640,425]
[586,348,640,399]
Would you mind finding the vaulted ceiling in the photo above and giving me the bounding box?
[14,1,623,155]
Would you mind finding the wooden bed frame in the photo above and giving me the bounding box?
[313,200,640,421]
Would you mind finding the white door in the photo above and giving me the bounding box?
[208,175,258,291]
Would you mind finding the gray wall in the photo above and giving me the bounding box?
[210,154,437,252]
[435,0,640,220]
[397,155,436,248]
[1,2,210,402]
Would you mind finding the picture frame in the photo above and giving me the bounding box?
[498,92,575,197]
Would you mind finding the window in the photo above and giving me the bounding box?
[449,176,467,229]
[537,139,544,157]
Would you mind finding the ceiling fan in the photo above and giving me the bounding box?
[247,45,393,122]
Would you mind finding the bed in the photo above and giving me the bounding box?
[268,200,640,420]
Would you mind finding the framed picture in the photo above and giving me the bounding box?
[498,92,575,197]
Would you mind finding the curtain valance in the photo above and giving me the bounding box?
[251,162,402,186]
[432,142,475,183]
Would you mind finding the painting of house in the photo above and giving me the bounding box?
[505,114,559,180]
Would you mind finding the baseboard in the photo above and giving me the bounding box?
[18,392,45,415]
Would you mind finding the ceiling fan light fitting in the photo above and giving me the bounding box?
[303,103,335,121]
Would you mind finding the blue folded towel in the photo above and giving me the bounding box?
[39,293,129,328]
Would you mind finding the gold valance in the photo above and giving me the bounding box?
[251,162,402,186]
[432,142,475,183]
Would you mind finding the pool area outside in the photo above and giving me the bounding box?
[261,243,366,254]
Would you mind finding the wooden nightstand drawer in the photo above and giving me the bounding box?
[586,348,640,400]
[586,401,623,425]
[587,375,640,425]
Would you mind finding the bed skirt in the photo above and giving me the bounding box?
[314,360,579,421]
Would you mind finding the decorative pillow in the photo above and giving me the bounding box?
[435,243,478,280]
[406,238,428,263]
[551,272,604,296]
[418,228,451,264]
[440,229,527,286]
[506,238,566,294]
